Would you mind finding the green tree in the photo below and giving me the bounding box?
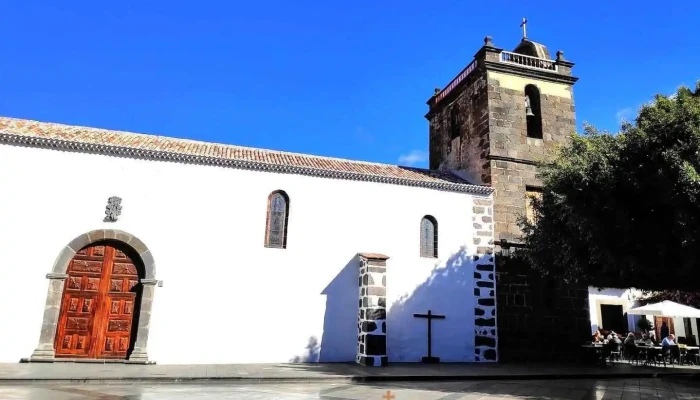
[521,83,700,291]
[636,317,652,334]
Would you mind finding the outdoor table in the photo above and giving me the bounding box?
[636,345,665,367]
[681,346,700,365]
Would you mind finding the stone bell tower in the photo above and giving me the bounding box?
[425,30,591,362]
[425,34,577,243]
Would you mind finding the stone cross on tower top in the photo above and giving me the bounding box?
[520,17,528,39]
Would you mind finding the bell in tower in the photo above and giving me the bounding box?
[525,95,535,117]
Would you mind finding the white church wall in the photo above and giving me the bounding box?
[387,243,476,362]
[589,288,700,343]
[588,287,644,334]
[0,144,490,364]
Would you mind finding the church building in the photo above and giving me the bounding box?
[0,29,587,366]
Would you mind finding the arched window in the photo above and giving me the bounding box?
[525,186,543,224]
[265,190,290,249]
[525,84,543,139]
[420,215,438,258]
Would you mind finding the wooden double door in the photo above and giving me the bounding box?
[54,242,141,359]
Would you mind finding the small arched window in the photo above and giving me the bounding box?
[420,215,438,258]
[265,190,290,249]
[525,84,543,139]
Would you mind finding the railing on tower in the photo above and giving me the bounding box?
[433,50,559,106]
[500,51,557,72]
[434,60,477,105]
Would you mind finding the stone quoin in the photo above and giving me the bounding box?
[356,254,389,367]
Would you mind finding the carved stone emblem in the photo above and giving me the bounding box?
[104,196,122,222]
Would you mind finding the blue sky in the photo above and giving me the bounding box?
[1,2,698,168]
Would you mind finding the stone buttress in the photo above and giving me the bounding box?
[472,196,498,362]
[356,253,388,367]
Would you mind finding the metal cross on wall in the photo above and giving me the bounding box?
[520,17,528,39]
[413,309,445,363]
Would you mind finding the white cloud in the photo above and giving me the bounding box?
[398,150,428,166]
[667,82,694,99]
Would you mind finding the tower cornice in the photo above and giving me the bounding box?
[482,60,579,85]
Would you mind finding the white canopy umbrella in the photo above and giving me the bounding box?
[628,300,700,318]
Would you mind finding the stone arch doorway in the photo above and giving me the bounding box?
[55,241,144,359]
[29,230,157,363]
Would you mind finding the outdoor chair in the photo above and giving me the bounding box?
[599,342,619,367]
[645,346,666,367]
[608,342,622,363]
[624,344,640,365]
[668,345,683,366]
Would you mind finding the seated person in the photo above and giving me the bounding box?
[648,330,657,343]
[640,334,654,346]
[662,334,676,348]
[610,333,622,344]
[593,331,602,343]
[624,332,636,345]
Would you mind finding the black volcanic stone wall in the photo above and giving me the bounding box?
[496,261,590,362]
[474,255,498,362]
[472,196,498,362]
[356,254,388,367]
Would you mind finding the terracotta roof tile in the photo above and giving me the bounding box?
[0,116,491,194]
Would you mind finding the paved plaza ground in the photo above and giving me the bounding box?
[2,362,700,399]
[2,361,700,383]
[2,377,700,399]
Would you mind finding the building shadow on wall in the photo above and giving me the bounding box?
[291,249,491,364]
[388,246,486,362]
[290,336,321,363]
[291,255,360,363]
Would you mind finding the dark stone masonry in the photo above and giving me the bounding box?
[425,35,589,361]
[496,261,590,361]
[471,196,498,362]
[356,253,389,367]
